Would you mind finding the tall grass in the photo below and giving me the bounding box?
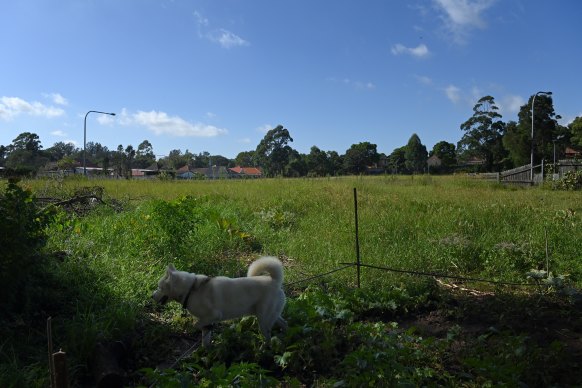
[33,175,582,289]
[7,175,581,385]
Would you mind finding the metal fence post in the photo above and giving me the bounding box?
[354,188,361,288]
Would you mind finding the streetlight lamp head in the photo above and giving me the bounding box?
[110,113,116,116]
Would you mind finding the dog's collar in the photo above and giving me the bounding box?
[182,276,211,309]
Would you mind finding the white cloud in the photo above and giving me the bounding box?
[501,95,525,114]
[210,29,249,49]
[327,77,376,90]
[51,130,67,137]
[354,81,376,90]
[44,93,68,106]
[0,96,65,120]
[391,43,430,58]
[433,0,496,44]
[238,137,252,144]
[193,10,249,48]
[132,110,227,137]
[96,113,116,125]
[193,11,209,28]
[445,85,461,103]
[415,75,433,85]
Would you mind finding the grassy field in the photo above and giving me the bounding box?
[2,175,582,386]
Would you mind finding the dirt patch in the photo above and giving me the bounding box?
[397,286,582,384]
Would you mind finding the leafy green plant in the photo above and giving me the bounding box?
[0,179,55,312]
[553,170,582,190]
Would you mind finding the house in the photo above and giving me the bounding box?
[177,165,234,179]
[131,162,160,179]
[427,155,442,168]
[565,147,582,159]
[228,166,263,178]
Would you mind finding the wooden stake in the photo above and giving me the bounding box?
[52,350,68,388]
[47,317,55,388]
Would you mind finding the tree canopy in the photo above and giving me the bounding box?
[255,125,294,177]
[457,96,506,171]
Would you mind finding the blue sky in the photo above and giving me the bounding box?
[1,0,581,159]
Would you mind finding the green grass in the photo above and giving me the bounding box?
[3,175,582,386]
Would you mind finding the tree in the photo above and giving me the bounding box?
[326,151,344,176]
[9,132,42,153]
[84,141,110,170]
[457,96,506,171]
[235,151,256,166]
[5,132,46,174]
[124,145,136,178]
[255,125,294,177]
[284,150,307,177]
[344,142,379,174]
[112,145,125,177]
[404,134,428,173]
[430,141,457,172]
[135,140,156,168]
[387,146,406,174]
[503,94,559,167]
[0,145,9,166]
[306,146,329,176]
[46,141,77,162]
[569,116,582,148]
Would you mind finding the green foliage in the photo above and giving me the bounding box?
[404,133,428,173]
[0,179,54,311]
[553,170,582,190]
[569,116,582,147]
[343,141,379,174]
[458,95,505,171]
[5,176,582,386]
[255,125,294,177]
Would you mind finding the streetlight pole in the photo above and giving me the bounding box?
[530,91,552,183]
[84,110,116,176]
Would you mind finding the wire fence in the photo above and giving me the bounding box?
[285,188,538,291]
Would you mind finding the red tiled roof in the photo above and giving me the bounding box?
[229,166,262,175]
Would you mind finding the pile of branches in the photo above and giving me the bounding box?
[37,186,123,216]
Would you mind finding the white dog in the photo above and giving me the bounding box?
[152,256,287,346]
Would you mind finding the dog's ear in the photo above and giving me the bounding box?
[167,264,176,275]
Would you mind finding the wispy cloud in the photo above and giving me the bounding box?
[0,96,65,120]
[415,75,433,85]
[43,92,68,106]
[132,110,227,137]
[51,130,67,137]
[500,95,525,114]
[444,85,461,103]
[327,77,376,90]
[209,29,249,48]
[433,0,496,44]
[193,10,249,48]
[391,43,430,58]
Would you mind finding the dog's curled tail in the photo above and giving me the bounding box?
[247,256,284,286]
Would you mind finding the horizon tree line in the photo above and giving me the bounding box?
[1,94,580,178]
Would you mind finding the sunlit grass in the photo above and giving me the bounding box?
[3,174,581,386]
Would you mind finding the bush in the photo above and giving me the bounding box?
[0,179,54,313]
[553,170,582,190]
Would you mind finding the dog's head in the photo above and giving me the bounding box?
[152,264,176,305]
